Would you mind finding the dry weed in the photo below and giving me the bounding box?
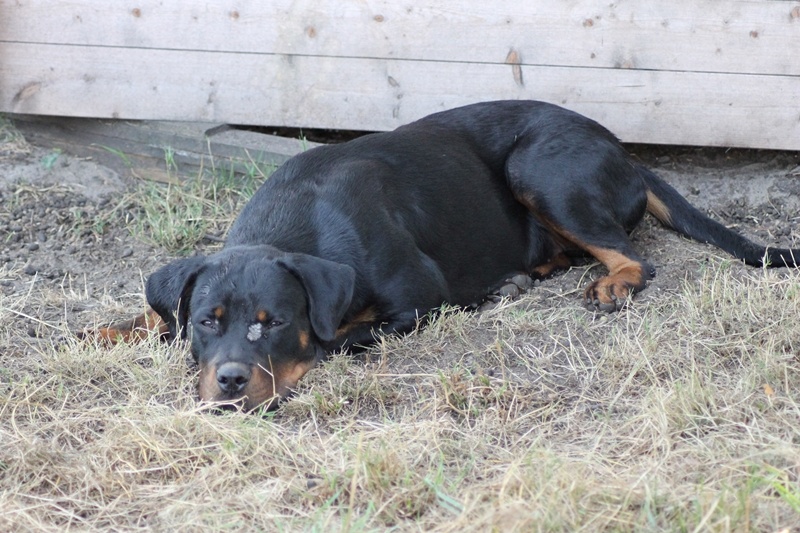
[2,259,799,531]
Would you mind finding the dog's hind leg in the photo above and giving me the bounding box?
[531,251,574,279]
[505,132,654,312]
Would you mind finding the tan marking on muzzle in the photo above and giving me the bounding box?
[198,362,223,402]
[198,361,274,411]
[259,357,319,397]
[198,356,319,412]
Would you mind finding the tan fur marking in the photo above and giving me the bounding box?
[213,306,225,319]
[198,354,320,412]
[244,364,277,410]
[533,223,647,298]
[278,360,317,393]
[532,252,573,278]
[527,218,648,306]
[248,357,317,410]
[583,245,647,304]
[298,330,310,350]
[335,306,378,338]
[646,190,672,225]
[256,309,268,323]
[197,362,222,402]
[84,308,168,345]
[584,246,643,278]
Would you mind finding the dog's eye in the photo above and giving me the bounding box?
[199,318,217,330]
[268,320,282,328]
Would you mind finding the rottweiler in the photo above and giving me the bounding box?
[94,100,800,411]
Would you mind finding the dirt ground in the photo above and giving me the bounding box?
[2,131,799,343]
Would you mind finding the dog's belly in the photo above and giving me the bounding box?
[381,159,545,306]
[411,190,538,305]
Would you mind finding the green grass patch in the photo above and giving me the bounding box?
[129,160,272,254]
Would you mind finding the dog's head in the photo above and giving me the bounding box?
[146,246,355,412]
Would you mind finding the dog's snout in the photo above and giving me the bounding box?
[216,362,251,394]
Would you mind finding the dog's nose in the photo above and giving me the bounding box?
[216,362,251,394]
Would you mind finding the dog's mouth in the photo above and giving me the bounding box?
[209,394,284,413]
[197,358,317,413]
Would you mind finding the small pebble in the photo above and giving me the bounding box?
[496,283,520,299]
[477,300,499,312]
[27,243,39,252]
[120,248,134,258]
[23,265,38,276]
[509,273,533,290]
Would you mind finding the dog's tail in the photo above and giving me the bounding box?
[639,165,799,268]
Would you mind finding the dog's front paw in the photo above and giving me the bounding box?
[77,309,169,345]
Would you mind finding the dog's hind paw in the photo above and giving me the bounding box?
[583,275,639,312]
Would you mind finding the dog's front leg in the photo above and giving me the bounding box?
[326,309,425,353]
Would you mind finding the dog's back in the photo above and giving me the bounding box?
[227,103,550,305]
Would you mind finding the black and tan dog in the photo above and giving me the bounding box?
[95,100,799,411]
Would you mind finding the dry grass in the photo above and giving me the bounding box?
[2,258,799,532]
[0,115,32,161]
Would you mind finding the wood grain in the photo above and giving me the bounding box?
[2,1,799,149]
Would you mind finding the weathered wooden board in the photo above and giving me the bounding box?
[4,0,799,75]
[10,115,317,182]
[1,1,799,149]
[4,42,798,149]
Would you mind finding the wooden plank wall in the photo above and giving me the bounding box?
[1,1,799,149]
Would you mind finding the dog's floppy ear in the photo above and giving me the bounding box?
[277,254,356,342]
[145,256,207,340]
